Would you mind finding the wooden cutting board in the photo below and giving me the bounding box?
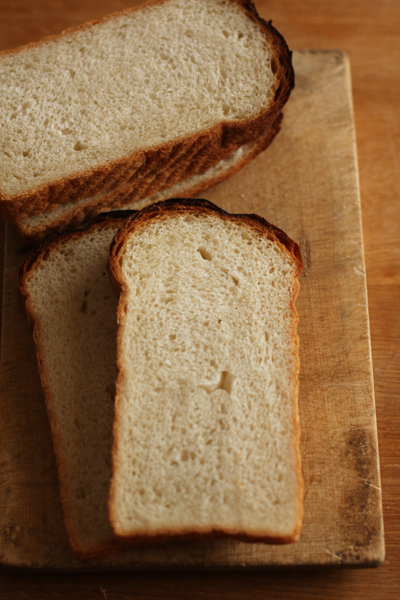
[0,50,384,569]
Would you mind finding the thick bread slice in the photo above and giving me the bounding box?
[18,212,134,559]
[14,123,280,242]
[109,198,303,544]
[0,0,294,218]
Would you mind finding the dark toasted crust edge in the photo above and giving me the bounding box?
[14,119,282,243]
[109,198,303,545]
[18,211,137,560]
[0,0,294,216]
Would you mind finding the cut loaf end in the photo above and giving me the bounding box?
[0,0,294,217]
[109,199,303,544]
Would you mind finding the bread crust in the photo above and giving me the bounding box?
[110,198,303,278]
[18,212,138,559]
[0,0,294,218]
[109,198,303,545]
[13,119,282,243]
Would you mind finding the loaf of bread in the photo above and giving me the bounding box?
[0,0,293,220]
[19,213,132,558]
[14,125,280,242]
[109,199,303,544]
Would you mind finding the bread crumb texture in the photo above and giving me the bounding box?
[25,225,120,551]
[112,211,301,539]
[1,0,276,197]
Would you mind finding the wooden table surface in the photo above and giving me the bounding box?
[0,0,399,598]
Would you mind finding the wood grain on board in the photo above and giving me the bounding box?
[0,51,384,569]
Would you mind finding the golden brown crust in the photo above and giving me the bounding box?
[109,198,303,278]
[110,528,299,547]
[13,120,282,243]
[287,281,303,543]
[18,212,136,560]
[109,198,303,545]
[0,0,294,218]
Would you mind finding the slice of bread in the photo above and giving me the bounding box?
[109,199,303,544]
[14,124,280,242]
[19,212,133,559]
[0,0,294,219]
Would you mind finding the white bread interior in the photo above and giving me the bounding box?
[109,200,303,543]
[19,218,124,557]
[1,0,279,200]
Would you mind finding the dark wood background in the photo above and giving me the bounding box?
[1,0,399,598]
